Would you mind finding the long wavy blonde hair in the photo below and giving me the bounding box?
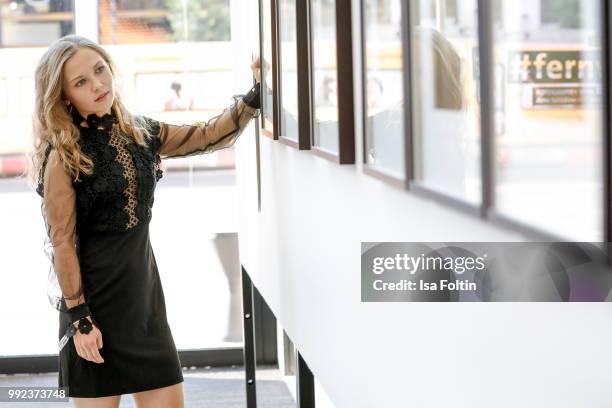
[413,26,465,111]
[31,35,151,186]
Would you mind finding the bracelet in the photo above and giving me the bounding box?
[242,82,261,109]
[77,317,94,334]
[67,302,91,324]
[59,315,97,351]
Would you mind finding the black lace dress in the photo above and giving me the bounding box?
[36,97,258,398]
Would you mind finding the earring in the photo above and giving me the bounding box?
[65,101,73,114]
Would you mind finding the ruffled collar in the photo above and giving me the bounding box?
[72,108,118,131]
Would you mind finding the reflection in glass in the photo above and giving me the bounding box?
[410,0,481,202]
[310,0,339,153]
[279,0,299,140]
[135,72,233,112]
[0,0,74,47]
[363,0,405,179]
[493,0,602,240]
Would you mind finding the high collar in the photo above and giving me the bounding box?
[72,108,118,131]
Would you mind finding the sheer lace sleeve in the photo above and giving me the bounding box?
[155,96,259,159]
[41,149,84,311]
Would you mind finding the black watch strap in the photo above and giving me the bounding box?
[67,302,91,323]
[242,82,261,109]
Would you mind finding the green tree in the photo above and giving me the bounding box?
[164,0,230,41]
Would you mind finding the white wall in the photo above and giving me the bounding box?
[230,2,612,407]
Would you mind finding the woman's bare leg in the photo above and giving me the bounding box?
[72,395,121,408]
[132,382,184,408]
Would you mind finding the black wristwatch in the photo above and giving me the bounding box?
[77,317,93,335]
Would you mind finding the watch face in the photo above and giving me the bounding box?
[78,318,93,334]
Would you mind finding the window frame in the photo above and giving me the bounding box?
[604,0,612,244]
[359,0,412,189]
[259,0,280,140]
[307,0,355,165]
[402,0,483,217]
[277,0,312,149]
[276,0,307,149]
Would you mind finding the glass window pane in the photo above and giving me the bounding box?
[279,0,299,140]
[493,0,603,240]
[262,0,275,129]
[363,0,406,179]
[311,0,339,153]
[410,0,482,202]
[0,0,74,47]
[135,71,233,112]
[98,0,230,45]
[0,10,242,356]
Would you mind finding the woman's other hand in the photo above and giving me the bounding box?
[251,55,270,84]
[73,317,105,364]
[251,56,261,83]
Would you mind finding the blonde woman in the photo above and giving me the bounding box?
[32,35,261,407]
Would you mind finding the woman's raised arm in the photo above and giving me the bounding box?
[155,97,259,159]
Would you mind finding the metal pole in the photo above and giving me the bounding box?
[241,266,257,408]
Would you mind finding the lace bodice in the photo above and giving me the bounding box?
[36,97,258,311]
[37,98,257,232]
